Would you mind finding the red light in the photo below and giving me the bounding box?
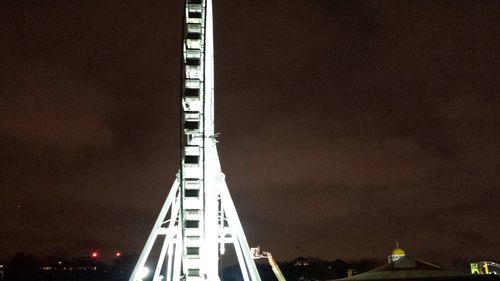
[91,252,99,258]
[115,252,122,257]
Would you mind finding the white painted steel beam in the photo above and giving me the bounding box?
[129,1,261,281]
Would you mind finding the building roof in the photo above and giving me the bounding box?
[336,256,465,280]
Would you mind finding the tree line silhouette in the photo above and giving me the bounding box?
[0,252,381,281]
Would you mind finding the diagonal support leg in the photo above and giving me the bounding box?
[129,178,180,281]
[219,179,262,281]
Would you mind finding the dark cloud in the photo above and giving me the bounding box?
[1,0,499,265]
[0,61,115,149]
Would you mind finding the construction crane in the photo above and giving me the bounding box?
[251,247,287,281]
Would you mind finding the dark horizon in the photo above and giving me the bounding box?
[0,250,494,268]
[1,0,499,265]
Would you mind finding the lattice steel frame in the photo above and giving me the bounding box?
[129,1,261,281]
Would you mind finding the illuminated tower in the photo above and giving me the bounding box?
[129,1,261,281]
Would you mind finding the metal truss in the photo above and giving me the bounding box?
[129,1,261,281]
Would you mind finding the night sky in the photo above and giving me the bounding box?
[1,0,499,265]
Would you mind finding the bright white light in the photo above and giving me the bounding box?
[138,267,150,279]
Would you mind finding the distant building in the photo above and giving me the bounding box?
[294,257,310,267]
[387,247,405,264]
[334,247,500,281]
[40,256,101,272]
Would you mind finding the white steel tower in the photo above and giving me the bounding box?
[129,1,262,281]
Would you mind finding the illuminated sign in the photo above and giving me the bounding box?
[470,261,500,275]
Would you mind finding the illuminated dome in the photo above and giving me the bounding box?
[392,248,405,256]
[388,247,406,263]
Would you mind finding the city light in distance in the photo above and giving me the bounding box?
[91,251,99,258]
[115,251,122,257]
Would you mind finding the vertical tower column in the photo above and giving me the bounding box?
[129,1,262,281]
[181,0,207,280]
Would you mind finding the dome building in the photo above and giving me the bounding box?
[387,247,406,264]
[335,247,499,281]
